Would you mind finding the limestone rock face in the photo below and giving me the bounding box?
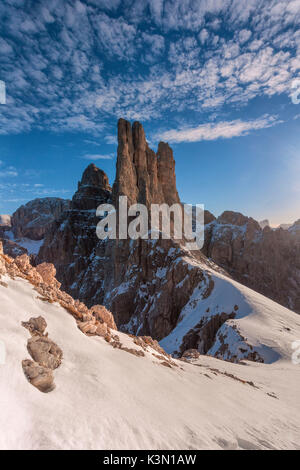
[203,211,300,313]
[259,219,270,229]
[112,118,180,208]
[157,142,180,206]
[73,163,111,210]
[11,197,71,240]
[0,215,12,242]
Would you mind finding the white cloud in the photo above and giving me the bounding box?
[157,115,280,143]
[81,153,114,160]
[239,29,252,44]
[0,169,18,177]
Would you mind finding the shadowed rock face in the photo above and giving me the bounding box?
[38,119,182,306]
[73,164,111,211]
[203,211,300,313]
[11,198,71,240]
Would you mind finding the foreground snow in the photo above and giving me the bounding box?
[0,276,300,450]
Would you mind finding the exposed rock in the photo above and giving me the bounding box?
[27,336,63,370]
[181,349,201,360]
[32,119,299,364]
[12,197,70,240]
[0,238,27,258]
[112,118,180,208]
[179,312,236,357]
[91,305,117,330]
[203,211,300,313]
[259,219,270,229]
[15,253,32,272]
[22,316,47,336]
[21,315,62,393]
[0,214,11,227]
[22,359,55,393]
[279,223,292,230]
[204,210,216,225]
[36,262,61,288]
[37,164,111,297]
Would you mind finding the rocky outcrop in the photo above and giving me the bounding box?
[22,316,47,336]
[22,315,63,393]
[112,119,180,208]
[22,359,56,393]
[203,211,300,313]
[33,119,299,363]
[1,240,178,372]
[0,215,12,241]
[11,197,71,240]
[0,242,117,346]
[37,164,112,295]
[0,238,27,258]
[27,335,63,370]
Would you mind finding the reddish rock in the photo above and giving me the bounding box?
[91,305,117,330]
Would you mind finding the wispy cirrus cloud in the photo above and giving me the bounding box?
[157,115,281,143]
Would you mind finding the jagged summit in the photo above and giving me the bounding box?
[112,118,180,207]
[72,164,111,212]
[78,163,111,191]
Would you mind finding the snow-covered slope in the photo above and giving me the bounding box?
[0,274,300,450]
[160,258,300,363]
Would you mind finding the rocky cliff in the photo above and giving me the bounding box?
[37,164,112,297]
[112,118,179,208]
[203,211,300,313]
[11,197,71,240]
[0,214,11,227]
[33,118,300,358]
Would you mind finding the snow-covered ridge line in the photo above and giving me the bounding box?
[160,254,300,364]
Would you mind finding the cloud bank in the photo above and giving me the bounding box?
[0,0,299,136]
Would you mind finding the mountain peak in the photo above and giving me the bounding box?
[80,163,111,190]
[113,118,180,207]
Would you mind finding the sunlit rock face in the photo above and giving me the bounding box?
[37,163,112,297]
[112,118,180,208]
[34,118,299,361]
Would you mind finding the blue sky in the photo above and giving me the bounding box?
[0,0,299,225]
